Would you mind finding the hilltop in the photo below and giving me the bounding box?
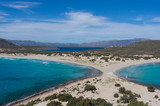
[0,39,57,51]
[90,40,160,57]
[0,39,20,49]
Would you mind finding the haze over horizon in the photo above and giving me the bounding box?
[0,0,160,43]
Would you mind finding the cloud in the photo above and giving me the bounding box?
[0,11,9,16]
[135,17,143,21]
[151,17,160,22]
[0,11,160,43]
[65,12,107,26]
[1,1,41,13]
[0,16,8,22]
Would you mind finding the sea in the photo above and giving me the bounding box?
[116,62,160,89]
[38,47,104,52]
[0,57,100,105]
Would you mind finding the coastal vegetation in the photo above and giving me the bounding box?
[19,88,146,106]
[62,97,112,106]
[119,87,126,94]
[147,85,155,92]
[154,95,159,99]
[45,94,57,101]
[115,83,121,87]
[113,93,119,98]
[84,85,97,91]
[47,101,62,106]
[128,101,148,106]
[58,94,73,102]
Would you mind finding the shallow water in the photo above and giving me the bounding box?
[116,62,160,89]
[0,57,99,105]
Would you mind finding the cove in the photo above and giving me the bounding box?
[116,62,160,89]
[0,57,101,105]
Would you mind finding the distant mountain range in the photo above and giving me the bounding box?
[8,38,150,48]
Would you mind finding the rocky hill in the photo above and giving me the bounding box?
[0,39,20,49]
[95,40,160,57]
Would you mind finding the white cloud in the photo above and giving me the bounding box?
[0,11,9,16]
[65,12,107,26]
[0,12,160,43]
[1,1,41,13]
[0,11,9,22]
[135,17,143,21]
[0,16,8,22]
[151,17,160,22]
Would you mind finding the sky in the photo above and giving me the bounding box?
[0,0,160,43]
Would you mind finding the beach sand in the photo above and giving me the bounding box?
[1,53,160,106]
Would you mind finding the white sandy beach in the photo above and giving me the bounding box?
[1,53,160,106]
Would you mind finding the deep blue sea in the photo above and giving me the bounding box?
[116,62,160,89]
[0,57,100,105]
[38,47,104,52]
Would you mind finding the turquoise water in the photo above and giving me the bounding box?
[0,58,100,105]
[116,62,160,89]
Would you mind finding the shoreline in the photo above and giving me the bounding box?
[5,68,102,106]
[2,57,102,106]
[115,62,160,90]
[1,54,160,106]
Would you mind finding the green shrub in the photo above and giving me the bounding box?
[84,85,97,91]
[115,83,121,87]
[113,93,119,98]
[116,58,121,61]
[25,101,36,106]
[67,97,112,106]
[58,94,72,102]
[91,98,112,106]
[128,101,148,106]
[19,105,25,106]
[122,59,125,62]
[61,90,66,92]
[100,57,109,62]
[119,87,126,94]
[135,94,141,98]
[47,101,62,106]
[67,97,81,106]
[120,94,130,103]
[147,85,155,92]
[45,94,57,101]
[120,93,137,103]
[76,99,92,106]
[20,98,41,106]
[86,81,90,83]
[155,95,159,99]
[118,88,141,103]
[78,96,84,100]
[77,83,81,85]
[143,57,151,60]
[125,90,132,95]
[90,59,96,62]
[34,98,41,102]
